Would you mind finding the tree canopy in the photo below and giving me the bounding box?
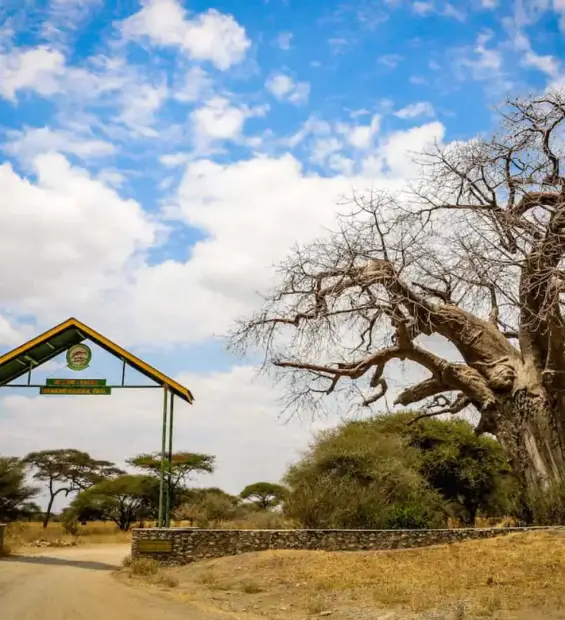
[23,449,123,527]
[359,413,517,524]
[0,456,39,522]
[70,475,158,531]
[240,482,287,510]
[284,419,447,529]
[231,89,565,493]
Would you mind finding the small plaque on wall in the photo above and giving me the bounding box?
[138,539,173,553]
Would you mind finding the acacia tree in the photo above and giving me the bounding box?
[70,475,157,531]
[231,90,565,492]
[240,482,288,510]
[23,449,123,527]
[127,452,215,510]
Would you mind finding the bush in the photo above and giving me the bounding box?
[61,515,81,537]
[284,425,447,529]
[129,557,160,576]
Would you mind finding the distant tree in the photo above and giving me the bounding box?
[240,482,288,510]
[70,475,158,531]
[284,423,447,529]
[23,449,124,527]
[127,452,215,509]
[0,456,40,522]
[174,487,242,526]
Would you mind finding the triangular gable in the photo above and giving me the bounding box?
[0,318,194,404]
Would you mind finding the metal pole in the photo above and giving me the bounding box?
[158,386,168,528]
[121,360,126,386]
[166,394,175,528]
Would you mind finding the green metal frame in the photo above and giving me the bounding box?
[0,318,195,530]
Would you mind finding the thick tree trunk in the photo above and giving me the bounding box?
[494,387,565,491]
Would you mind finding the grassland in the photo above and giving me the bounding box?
[4,520,132,550]
[122,530,565,619]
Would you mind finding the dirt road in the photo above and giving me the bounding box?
[0,545,223,620]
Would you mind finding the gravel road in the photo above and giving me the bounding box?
[0,544,222,620]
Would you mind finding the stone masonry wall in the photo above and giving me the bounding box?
[131,526,560,566]
[0,524,5,556]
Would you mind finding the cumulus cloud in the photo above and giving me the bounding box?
[121,0,250,70]
[190,97,267,149]
[0,46,65,101]
[0,153,157,322]
[266,74,310,105]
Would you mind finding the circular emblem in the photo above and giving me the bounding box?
[66,344,92,371]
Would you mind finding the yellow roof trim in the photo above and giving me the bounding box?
[0,317,194,404]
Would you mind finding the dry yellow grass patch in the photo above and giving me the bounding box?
[5,520,132,550]
[168,531,565,619]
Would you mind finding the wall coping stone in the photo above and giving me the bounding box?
[133,526,560,533]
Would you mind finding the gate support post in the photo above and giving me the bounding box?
[158,386,168,528]
[166,394,175,528]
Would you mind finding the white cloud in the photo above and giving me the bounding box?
[117,81,169,136]
[443,3,466,20]
[174,66,213,102]
[523,50,559,76]
[413,1,435,15]
[395,101,435,119]
[266,74,310,105]
[0,114,445,348]
[0,363,339,505]
[5,127,115,162]
[160,153,191,168]
[275,32,293,50]
[481,0,497,7]
[310,137,343,165]
[456,31,503,82]
[0,46,65,101]
[190,97,265,149]
[338,115,381,149]
[555,0,565,30]
[0,153,157,322]
[121,0,250,70]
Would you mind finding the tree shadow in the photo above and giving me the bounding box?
[3,555,119,571]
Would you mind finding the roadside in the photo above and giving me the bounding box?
[119,531,565,620]
[0,544,226,620]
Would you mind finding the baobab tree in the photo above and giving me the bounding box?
[231,90,565,492]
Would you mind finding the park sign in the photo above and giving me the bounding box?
[66,343,92,371]
[42,378,110,395]
[40,385,111,395]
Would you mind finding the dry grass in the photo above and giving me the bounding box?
[5,520,132,551]
[122,556,179,590]
[160,531,565,619]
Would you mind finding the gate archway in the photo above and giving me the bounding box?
[0,317,193,528]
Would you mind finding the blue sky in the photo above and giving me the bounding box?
[0,0,563,500]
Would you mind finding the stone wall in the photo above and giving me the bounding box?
[131,526,560,566]
[0,524,5,557]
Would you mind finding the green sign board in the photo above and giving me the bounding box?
[40,386,112,395]
[46,378,106,387]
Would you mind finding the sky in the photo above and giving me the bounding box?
[0,0,563,507]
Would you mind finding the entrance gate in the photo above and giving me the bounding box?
[0,317,194,528]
